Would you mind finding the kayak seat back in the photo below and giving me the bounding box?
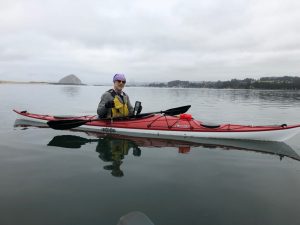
[200,123,221,129]
[54,115,78,119]
[102,113,156,121]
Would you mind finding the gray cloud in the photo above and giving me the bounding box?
[1,0,300,83]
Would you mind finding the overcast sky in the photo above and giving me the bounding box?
[1,0,300,84]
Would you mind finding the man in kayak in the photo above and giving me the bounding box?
[97,73,142,118]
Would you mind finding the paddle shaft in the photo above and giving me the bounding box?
[47,105,191,130]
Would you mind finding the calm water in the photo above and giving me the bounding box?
[1,84,300,225]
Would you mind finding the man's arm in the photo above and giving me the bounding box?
[126,95,134,115]
[97,92,113,118]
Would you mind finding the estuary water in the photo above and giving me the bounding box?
[1,84,300,225]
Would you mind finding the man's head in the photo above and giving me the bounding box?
[113,73,126,92]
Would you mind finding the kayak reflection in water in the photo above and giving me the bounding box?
[14,118,300,176]
[46,132,300,179]
[47,134,142,177]
[96,137,141,177]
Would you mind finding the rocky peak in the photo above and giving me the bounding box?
[58,74,82,85]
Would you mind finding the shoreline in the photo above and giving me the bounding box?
[0,81,48,84]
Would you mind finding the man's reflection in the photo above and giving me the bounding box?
[96,137,141,177]
[48,135,142,177]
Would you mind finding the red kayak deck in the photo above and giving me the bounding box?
[13,110,300,133]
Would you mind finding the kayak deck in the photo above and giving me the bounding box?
[13,110,300,142]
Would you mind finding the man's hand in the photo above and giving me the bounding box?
[137,105,142,114]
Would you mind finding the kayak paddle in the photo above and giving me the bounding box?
[135,104,191,117]
[47,105,191,130]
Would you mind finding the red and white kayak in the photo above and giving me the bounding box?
[13,109,300,142]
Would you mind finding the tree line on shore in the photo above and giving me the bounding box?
[147,76,300,89]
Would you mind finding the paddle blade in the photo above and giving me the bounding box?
[163,105,191,116]
[48,135,96,148]
[47,119,89,130]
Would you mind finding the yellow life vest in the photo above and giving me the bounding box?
[111,95,129,117]
[111,139,129,161]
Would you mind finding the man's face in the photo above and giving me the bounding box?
[114,80,126,92]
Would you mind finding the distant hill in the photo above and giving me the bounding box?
[58,74,83,85]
